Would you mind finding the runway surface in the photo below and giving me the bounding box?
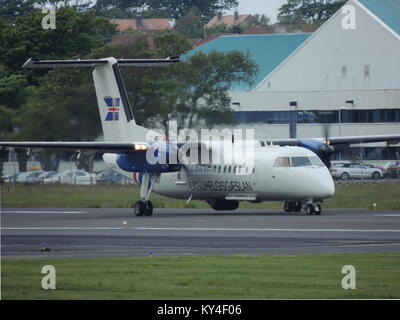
[2,208,400,258]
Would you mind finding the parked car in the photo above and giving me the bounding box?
[363,163,389,177]
[330,163,383,180]
[96,172,130,184]
[35,171,58,183]
[387,161,400,179]
[1,174,17,183]
[43,170,96,185]
[15,170,44,183]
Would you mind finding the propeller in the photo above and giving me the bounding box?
[318,123,335,168]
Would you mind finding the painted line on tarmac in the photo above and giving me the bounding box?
[134,227,400,233]
[1,210,87,214]
[373,214,400,217]
[2,227,400,233]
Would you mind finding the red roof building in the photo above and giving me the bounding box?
[206,13,254,28]
[111,18,172,32]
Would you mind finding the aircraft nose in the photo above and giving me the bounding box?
[315,171,335,199]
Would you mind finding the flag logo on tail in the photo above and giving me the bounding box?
[104,97,120,121]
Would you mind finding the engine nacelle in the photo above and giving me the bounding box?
[116,152,181,173]
[298,139,334,167]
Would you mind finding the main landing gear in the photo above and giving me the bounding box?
[283,200,322,215]
[134,200,153,216]
[283,200,302,213]
[133,172,155,216]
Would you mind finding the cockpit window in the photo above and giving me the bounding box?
[310,156,324,166]
[291,156,324,167]
[273,157,290,167]
[274,156,325,167]
[291,157,312,167]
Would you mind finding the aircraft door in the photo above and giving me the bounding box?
[254,160,274,194]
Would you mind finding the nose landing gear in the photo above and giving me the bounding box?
[305,202,322,216]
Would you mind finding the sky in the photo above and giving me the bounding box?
[226,0,288,23]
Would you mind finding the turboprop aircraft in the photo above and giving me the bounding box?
[1,57,400,216]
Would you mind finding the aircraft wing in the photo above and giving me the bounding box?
[3,134,399,151]
[326,134,400,145]
[0,141,149,152]
[262,134,400,146]
[259,134,400,167]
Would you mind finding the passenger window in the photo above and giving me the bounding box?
[273,157,290,167]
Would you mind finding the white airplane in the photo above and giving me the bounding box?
[1,57,400,216]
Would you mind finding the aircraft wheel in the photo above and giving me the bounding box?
[340,172,350,180]
[284,201,294,212]
[144,201,153,216]
[305,204,315,215]
[134,200,146,216]
[372,171,381,180]
[294,201,302,212]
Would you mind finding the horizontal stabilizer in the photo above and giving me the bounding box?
[22,56,180,69]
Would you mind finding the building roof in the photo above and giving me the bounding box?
[242,25,271,35]
[358,0,400,35]
[108,34,156,49]
[189,33,235,48]
[206,14,253,28]
[111,18,172,32]
[184,33,311,90]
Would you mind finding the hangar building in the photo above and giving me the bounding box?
[187,0,400,160]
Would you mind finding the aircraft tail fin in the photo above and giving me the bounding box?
[23,57,179,142]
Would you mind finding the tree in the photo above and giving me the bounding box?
[170,51,257,130]
[205,23,244,36]
[174,6,204,39]
[0,0,35,21]
[0,67,28,109]
[35,1,94,11]
[0,7,116,171]
[1,6,116,75]
[252,14,271,28]
[95,0,146,15]
[278,0,346,25]
[278,0,303,25]
[95,0,239,22]
[15,32,257,140]
[148,0,239,21]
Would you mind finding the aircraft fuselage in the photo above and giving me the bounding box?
[103,145,335,204]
